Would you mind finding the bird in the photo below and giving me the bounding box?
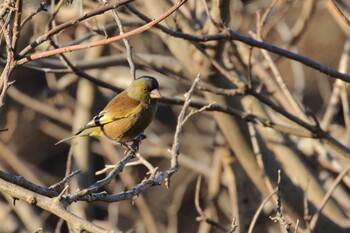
[55,76,161,148]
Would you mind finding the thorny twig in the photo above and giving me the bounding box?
[269,170,292,233]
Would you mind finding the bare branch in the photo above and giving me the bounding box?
[0,178,110,232]
[17,0,136,57]
[127,4,350,83]
[15,0,188,65]
[248,188,278,233]
[112,10,136,80]
[269,170,292,233]
[194,176,236,232]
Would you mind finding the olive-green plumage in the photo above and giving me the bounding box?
[56,76,160,145]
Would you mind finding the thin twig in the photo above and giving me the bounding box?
[170,74,201,169]
[194,176,233,232]
[248,188,278,233]
[97,153,158,178]
[0,69,14,108]
[182,102,216,125]
[11,0,23,52]
[199,0,221,29]
[289,0,316,45]
[57,185,69,200]
[112,10,136,80]
[328,0,350,27]
[48,0,65,27]
[250,29,307,121]
[309,165,350,230]
[131,153,158,178]
[257,0,278,37]
[49,170,82,190]
[269,170,292,233]
[20,2,47,29]
[95,165,115,175]
[294,219,300,233]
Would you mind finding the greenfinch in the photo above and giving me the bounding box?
[56,76,161,146]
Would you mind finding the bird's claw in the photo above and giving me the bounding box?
[122,134,146,155]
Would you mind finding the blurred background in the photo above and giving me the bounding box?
[1,0,350,232]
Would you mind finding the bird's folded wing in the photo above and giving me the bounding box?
[80,96,142,130]
[96,92,141,123]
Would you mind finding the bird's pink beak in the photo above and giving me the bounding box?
[150,89,161,99]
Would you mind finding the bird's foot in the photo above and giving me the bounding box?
[121,143,136,155]
[122,134,146,155]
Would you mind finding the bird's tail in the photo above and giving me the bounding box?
[54,126,98,145]
[55,126,89,145]
[55,134,80,145]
